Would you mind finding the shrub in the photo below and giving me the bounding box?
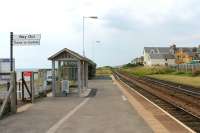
[122,63,142,68]
[192,69,200,76]
[172,71,185,75]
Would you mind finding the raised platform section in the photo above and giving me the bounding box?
[0,76,185,133]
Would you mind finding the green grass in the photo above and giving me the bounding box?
[148,74,200,88]
[120,66,200,88]
[120,66,174,77]
[170,71,193,76]
[96,67,113,76]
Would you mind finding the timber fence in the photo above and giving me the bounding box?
[169,63,200,73]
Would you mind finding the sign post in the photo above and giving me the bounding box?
[10,33,41,71]
[10,33,41,105]
[10,32,13,72]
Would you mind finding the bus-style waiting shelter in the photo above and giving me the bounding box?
[48,48,96,96]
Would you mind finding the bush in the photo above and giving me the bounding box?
[123,63,137,68]
[172,71,185,75]
[192,69,200,76]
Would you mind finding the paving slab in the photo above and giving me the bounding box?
[56,79,152,133]
[0,77,152,133]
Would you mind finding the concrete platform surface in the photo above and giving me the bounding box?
[0,78,152,133]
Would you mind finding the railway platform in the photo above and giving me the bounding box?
[0,76,152,133]
[0,76,192,133]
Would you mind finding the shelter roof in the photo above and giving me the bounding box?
[48,48,96,65]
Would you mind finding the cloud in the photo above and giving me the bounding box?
[102,0,200,30]
[1,0,200,67]
[103,8,139,31]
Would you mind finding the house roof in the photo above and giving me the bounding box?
[149,54,175,59]
[177,47,196,56]
[48,48,96,65]
[144,47,170,54]
[144,46,199,60]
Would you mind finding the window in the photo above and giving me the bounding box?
[150,49,155,54]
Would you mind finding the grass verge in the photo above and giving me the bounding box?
[120,66,174,77]
[96,66,113,76]
[120,66,200,88]
[148,74,200,88]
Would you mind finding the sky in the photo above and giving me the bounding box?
[1,0,200,68]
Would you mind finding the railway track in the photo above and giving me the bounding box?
[114,71,200,132]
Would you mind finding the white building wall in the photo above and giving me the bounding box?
[143,50,150,65]
[149,59,175,66]
[143,49,176,66]
[166,59,176,65]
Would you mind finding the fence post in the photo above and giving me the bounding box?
[31,72,35,103]
[22,72,25,101]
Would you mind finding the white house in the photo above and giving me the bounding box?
[143,47,176,66]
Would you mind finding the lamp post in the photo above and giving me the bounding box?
[92,41,101,60]
[82,16,98,57]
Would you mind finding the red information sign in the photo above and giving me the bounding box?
[23,71,32,77]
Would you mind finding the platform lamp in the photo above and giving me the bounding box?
[92,41,101,60]
[82,16,98,57]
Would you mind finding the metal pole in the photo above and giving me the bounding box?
[83,16,85,57]
[10,72,17,113]
[10,32,13,72]
[52,61,56,97]
[78,61,81,95]
[22,72,25,101]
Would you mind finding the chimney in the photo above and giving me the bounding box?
[170,44,176,54]
[172,44,176,50]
